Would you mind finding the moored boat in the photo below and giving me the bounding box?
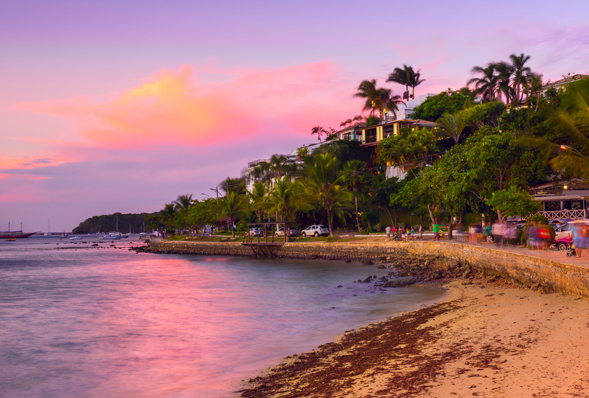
[0,231,36,239]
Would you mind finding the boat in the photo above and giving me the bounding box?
[5,238,16,242]
[69,236,82,240]
[0,231,36,239]
[60,233,69,238]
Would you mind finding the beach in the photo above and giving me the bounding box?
[238,273,589,397]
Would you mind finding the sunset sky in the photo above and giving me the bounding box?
[2,0,589,231]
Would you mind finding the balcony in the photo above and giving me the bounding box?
[364,135,377,144]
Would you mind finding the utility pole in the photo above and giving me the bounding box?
[210,187,219,203]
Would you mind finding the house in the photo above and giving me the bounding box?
[529,179,589,219]
[542,74,588,93]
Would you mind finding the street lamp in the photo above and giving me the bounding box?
[201,193,211,198]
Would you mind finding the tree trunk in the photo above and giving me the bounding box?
[427,204,436,225]
[327,208,333,238]
[230,218,235,238]
[355,196,360,232]
[448,223,453,240]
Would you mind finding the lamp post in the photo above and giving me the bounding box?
[201,193,211,199]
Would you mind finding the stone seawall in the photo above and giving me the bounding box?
[145,240,589,299]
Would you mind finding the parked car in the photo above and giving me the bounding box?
[275,227,300,237]
[555,235,572,251]
[301,225,329,237]
[554,223,573,240]
[247,226,263,237]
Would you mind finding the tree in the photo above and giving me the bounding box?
[487,185,541,220]
[467,65,498,102]
[187,199,219,237]
[462,102,506,129]
[387,64,424,100]
[311,126,335,142]
[341,160,366,232]
[410,90,468,121]
[219,177,246,196]
[509,53,536,106]
[219,191,247,237]
[173,194,194,210]
[354,79,379,117]
[436,112,467,144]
[268,177,298,224]
[377,127,439,177]
[247,181,268,222]
[300,153,353,237]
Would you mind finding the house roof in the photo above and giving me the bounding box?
[543,74,589,89]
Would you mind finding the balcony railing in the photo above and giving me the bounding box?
[530,210,587,220]
[364,135,377,144]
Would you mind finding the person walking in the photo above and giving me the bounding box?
[385,225,391,242]
[419,224,423,240]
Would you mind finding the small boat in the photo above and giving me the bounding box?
[5,238,16,242]
[69,236,82,240]
[60,233,69,238]
[0,231,36,239]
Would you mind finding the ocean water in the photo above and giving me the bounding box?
[0,237,446,398]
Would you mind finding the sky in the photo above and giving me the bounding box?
[1,0,589,232]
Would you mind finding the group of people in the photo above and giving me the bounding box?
[385,225,424,242]
[570,221,589,257]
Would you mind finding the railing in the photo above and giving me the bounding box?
[247,159,267,168]
[364,135,377,144]
[531,210,587,220]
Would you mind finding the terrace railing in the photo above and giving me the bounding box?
[531,210,587,220]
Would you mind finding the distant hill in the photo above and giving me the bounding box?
[72,212,159,234]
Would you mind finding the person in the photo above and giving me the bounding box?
[410,227,414,241]
[433,223,440,241]
[573,222,588,257]
[419,224,423,240]
[385,225,391,241]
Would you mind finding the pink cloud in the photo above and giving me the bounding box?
[16,62,359,150]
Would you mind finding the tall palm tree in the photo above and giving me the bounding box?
[378,88,404,120]
[219,177,246,195]
[173,194,194,210]
[493,61,515,104]
[247,181,268,222]
[387,65,411,100]
[436,112,467,144]
[387,65,424,100]
[300,153,352,237]
[509,53,535,105]
[219,191,247,237]
[467,65,499,102]
[268,177,298,225]
[342,160,366,232]
[354,79,379,117]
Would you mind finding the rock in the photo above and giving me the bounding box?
[92,243,98,247]
[447,260,460,269]
[363,277,372,283]
[462,269,471,278]
[377,264,386,269]
[345,259,352,263]
[357,279,362,283]
[361,259,373,265]
[337,285,343,288]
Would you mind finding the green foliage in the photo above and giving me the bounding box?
[377,127,439,176]
[410,91,467,121]
[218,191,248,237]
[462,102,507,129]
[487,185,542,219]
[186,198,219,235]
[526,214,549,224]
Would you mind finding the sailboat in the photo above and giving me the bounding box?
[0,222,35,239]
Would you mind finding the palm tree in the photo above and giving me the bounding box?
[173,194,194,210]
[268,177,298,225]
[378,88,404,120]
[436,112,467,144]
[388,65,424,100]
[509,53,536,106]
[161,203,177,233]
[300,153,352,237]
[467,65,499,102]
[354,79,379,117]
[387,65,411,100]
[219,177,246,195]
[248,181,268,222]
[493,61,515,104]
[219,191,247,237]
[341,160,366,232]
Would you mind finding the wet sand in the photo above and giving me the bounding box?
[238,277,589,398]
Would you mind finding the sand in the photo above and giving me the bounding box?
[238,279,589,398]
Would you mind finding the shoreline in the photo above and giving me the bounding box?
[236,272,589,397]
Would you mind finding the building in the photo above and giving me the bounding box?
[542,74,588,93]
[530,179,589,219]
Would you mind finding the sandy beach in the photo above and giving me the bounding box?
[239,273,589,398]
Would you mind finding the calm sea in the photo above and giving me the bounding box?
[0,237,446,398]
